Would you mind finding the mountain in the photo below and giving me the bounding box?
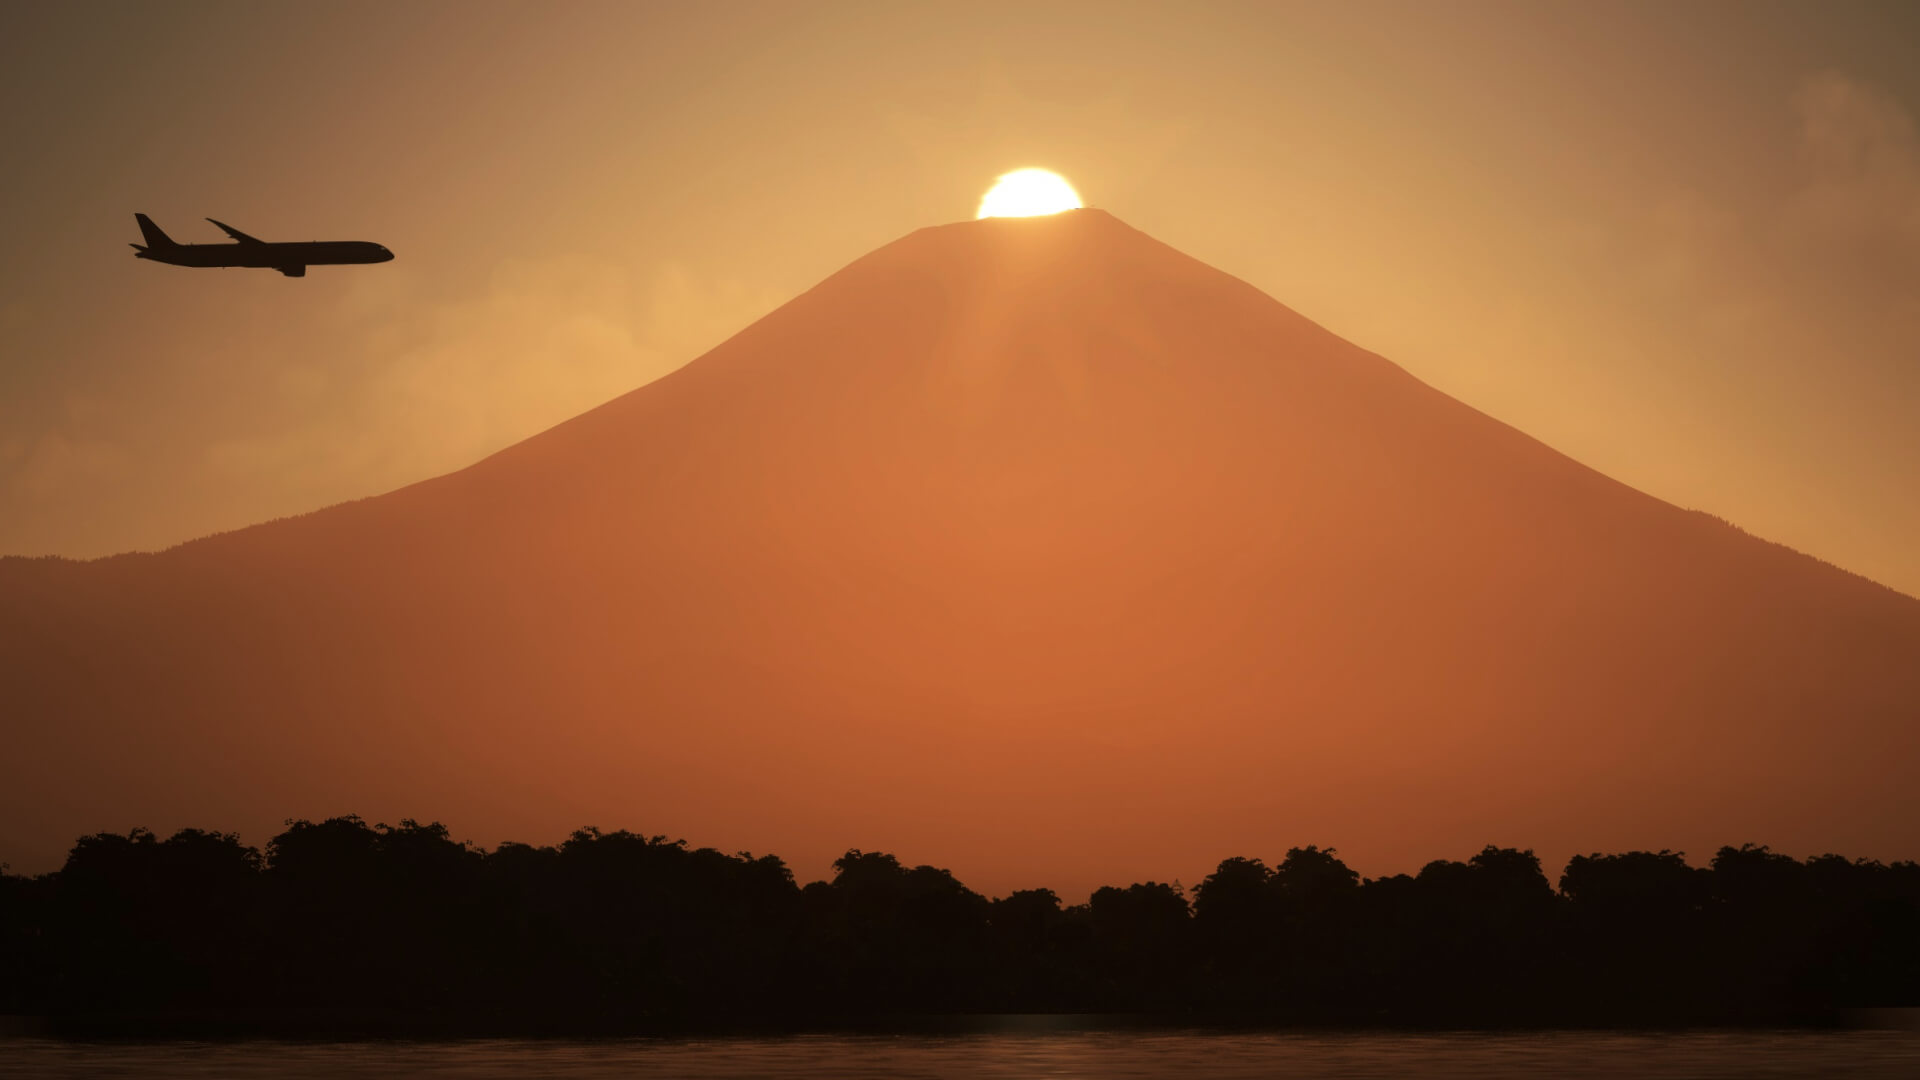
[4,209,1918,896]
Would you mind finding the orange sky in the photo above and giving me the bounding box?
[2,0,1917,599]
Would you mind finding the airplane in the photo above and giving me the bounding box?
[130,214,393,278]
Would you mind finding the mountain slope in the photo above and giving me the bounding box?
[5,210,1917,895]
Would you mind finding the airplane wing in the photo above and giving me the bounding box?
[207,218,265,244]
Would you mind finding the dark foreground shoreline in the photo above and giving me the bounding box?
[6,818,1917,1037]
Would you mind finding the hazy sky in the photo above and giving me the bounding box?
[3,1,1917,597]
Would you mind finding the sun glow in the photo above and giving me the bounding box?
[976,169,1083,219]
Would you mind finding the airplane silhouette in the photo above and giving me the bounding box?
[130,214,393,278]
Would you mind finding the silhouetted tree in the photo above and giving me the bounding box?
[50,827,262,1012]
[1559,849,1711,1016]
[1192,856,1276,1004]
[809,849,990,1011]
[1086,880,1190,1009]
[986,888,1085,1009]
[1272,846,1361,1009]
[1708,843,1816,1012]
[1373,846,1556,1017]
[0,865,54,1015]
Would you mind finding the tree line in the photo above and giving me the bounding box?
[2,817,1916,1033]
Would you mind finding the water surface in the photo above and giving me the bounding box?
[10,1029,1920,1079]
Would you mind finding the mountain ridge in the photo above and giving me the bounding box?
[9,211,1911,607]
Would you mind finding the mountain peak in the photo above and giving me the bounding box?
[856,206,1231,289]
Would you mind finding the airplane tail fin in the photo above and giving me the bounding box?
[134,213,176,249]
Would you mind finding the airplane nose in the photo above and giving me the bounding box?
[379,246,394,261]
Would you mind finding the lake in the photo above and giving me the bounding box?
[8,1028,1920,1079]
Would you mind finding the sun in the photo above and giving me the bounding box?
[976,169,1084,219]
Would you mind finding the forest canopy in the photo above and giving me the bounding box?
[3,818,1916,1034]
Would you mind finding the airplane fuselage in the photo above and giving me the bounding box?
[130,215,392,277]
[140,239,393,270]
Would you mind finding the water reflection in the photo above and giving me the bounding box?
[9,1029,1920,1079]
